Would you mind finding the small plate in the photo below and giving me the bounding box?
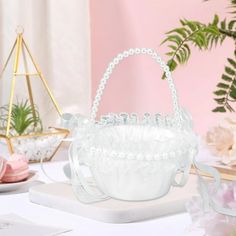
[0,171,38,192]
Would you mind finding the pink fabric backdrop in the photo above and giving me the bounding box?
[90,0,234,134]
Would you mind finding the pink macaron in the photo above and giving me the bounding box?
[1,154,29,183]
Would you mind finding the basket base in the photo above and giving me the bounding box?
[29,174,199,223]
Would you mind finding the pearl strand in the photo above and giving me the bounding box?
[90,48,180,125]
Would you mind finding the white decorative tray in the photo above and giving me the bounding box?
[29,174,199,223]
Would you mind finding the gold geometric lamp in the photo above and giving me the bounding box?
[0,27,69,162]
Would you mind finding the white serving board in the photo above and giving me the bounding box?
[29,175,199,223]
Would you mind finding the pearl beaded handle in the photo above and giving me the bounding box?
[91,48,181,124]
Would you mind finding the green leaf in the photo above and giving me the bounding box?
[161,35,182,46]
[213,56,236,113]
[225,66,235,76]
[168,35,182,45]
[185,21,198,31]
[161,60,177,79]
[227,58,236,69]
[166,52,175,56]
[230,86,236,99]
[183,44,191,57]
[179,49,186,63]
[197,31,207,47]
[214,97,226,104]
[228,20,236,30]
[168,45,177,51]
[204,26,219,35]
[180,47,188,63]
[176,53,182,64]
[192,36,203,48]
[222,74,233,82]
[214,90,227,96]
[217,82,229,89]
[166,28,188,38]
[213,14,219,25]
[167,59,177,71]
[212,106,226,112]
[220,35,226,44]
[220,19,226,29]
[233,79,236,86]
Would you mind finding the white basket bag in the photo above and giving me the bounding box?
[69,48,199,203]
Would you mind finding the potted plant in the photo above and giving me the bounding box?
[0,99,42,136]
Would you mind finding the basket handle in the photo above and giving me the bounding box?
[90,48,181,124]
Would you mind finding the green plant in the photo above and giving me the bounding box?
[161,0,236,112]
[0,99,43,136]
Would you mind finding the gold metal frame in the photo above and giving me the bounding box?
[0,29,69,162]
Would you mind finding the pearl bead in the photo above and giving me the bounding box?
[100,79,106,85]
[113,58,119,64]
[141,48,147,54]
[100,84,105,90]
[93,101,99,106]
[129,48,135,55]
[165,71,171,77]
[103,74,109,80]
[152,52,158,58]
[135,48,141,54]
[164,65,170,72]
[118,53,124,60]
[109,62,115,69]
[160,61,165,68]
[147,49,153,55]
[123,51,129,57]
[97,91,102,97]
[156,56,161,63]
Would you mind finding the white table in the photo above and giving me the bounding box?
[0,148,196,236]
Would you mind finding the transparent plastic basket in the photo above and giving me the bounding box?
[69,48,198,203]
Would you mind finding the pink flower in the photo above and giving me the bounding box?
[186,182,236,236]
[213,182,236,209]
[206,126,234,157]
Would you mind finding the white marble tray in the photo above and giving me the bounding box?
[29,175,199,223]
